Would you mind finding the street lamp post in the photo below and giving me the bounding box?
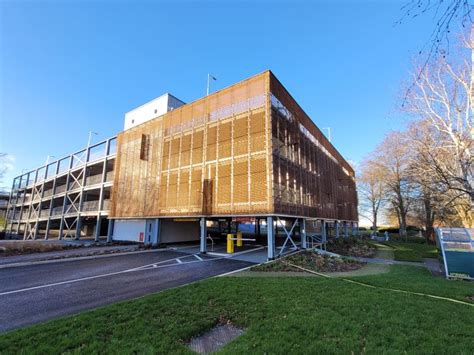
[322,127,331,143]
[206,74,217,96]
[88,131,98,147]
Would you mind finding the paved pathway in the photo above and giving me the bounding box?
[349,256,425,267]
[423,258,444,276]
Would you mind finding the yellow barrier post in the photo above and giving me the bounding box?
[227,234,234,253]
[236,231,243,247]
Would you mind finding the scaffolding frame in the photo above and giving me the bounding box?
[5,137,116,241]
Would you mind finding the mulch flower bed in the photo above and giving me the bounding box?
[251,251,365,273]
[0,243,80,257]
[325,237,377,258]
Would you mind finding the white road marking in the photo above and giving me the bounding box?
[127,254,195,271]
[0,247,181,270]
[0,256,223,297]
[208,246,265,257]
[176,258,183,264]
[194,254,203,261]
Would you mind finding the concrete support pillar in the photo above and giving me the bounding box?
[59,217,66,240]
[44,219,50,240]
[33,222,40,240]
[106,219,114,243]
[300,218,307,249]
[95,216,101,242]
[75,216,82,240]
[200,217,207,254]
[344,221,348,238]
[267,216,275,260]
[335,221,340,239]
[321,220,327,243]
[351,221,356,236]
[23,223,28,240]
[152,219,160,247]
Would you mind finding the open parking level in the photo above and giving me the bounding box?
[0,250,255,332]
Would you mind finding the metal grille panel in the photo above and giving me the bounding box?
[111,71,358,220]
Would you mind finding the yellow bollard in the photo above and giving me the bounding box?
[227,234,234,253]
[236,231,243,247]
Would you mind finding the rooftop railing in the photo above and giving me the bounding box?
[11,136,117,192]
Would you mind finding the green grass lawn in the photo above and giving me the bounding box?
[1,266,473,354]
[379,241,438,262]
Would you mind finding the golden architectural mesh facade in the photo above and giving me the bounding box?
[110,71,358,221]
[270,73,357,220]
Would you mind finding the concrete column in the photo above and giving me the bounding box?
[344,221,348,238]
[267,216,275,260]
[33,222,40,240]
[106,219,114,243]
[300,218,307,249]
[335,221,340,239]
[59,217,65,240]
[152,219,160,247]
[75,216,82,240]
[321,220,327,243]
[23,223,28,240]
[95,215,102,242]
[44,219,50,240]
[351,221,356,236]
[200,217,207,254]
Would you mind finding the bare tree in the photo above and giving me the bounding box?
[407,119,473,228]
[405,46,473,205]
[398,1,473,69]
[373,132,414,239]
[357,160,388,234]
[0,153,8,188]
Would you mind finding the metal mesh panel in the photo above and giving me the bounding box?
[111,71,357,220]
[111,72,272,217]
[269,72,358,221]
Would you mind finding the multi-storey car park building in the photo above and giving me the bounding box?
[5,71,358,259]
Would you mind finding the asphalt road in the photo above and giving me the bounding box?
[0,250,254,332]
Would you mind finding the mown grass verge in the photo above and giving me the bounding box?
[0,266,473,354]
[380,241,438,262]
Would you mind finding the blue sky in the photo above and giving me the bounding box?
[1,0,439,189]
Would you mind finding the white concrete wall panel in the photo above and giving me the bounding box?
[113,219,146,242]
[124,93,185,130]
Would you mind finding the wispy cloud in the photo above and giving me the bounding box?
[1,154,15,172]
